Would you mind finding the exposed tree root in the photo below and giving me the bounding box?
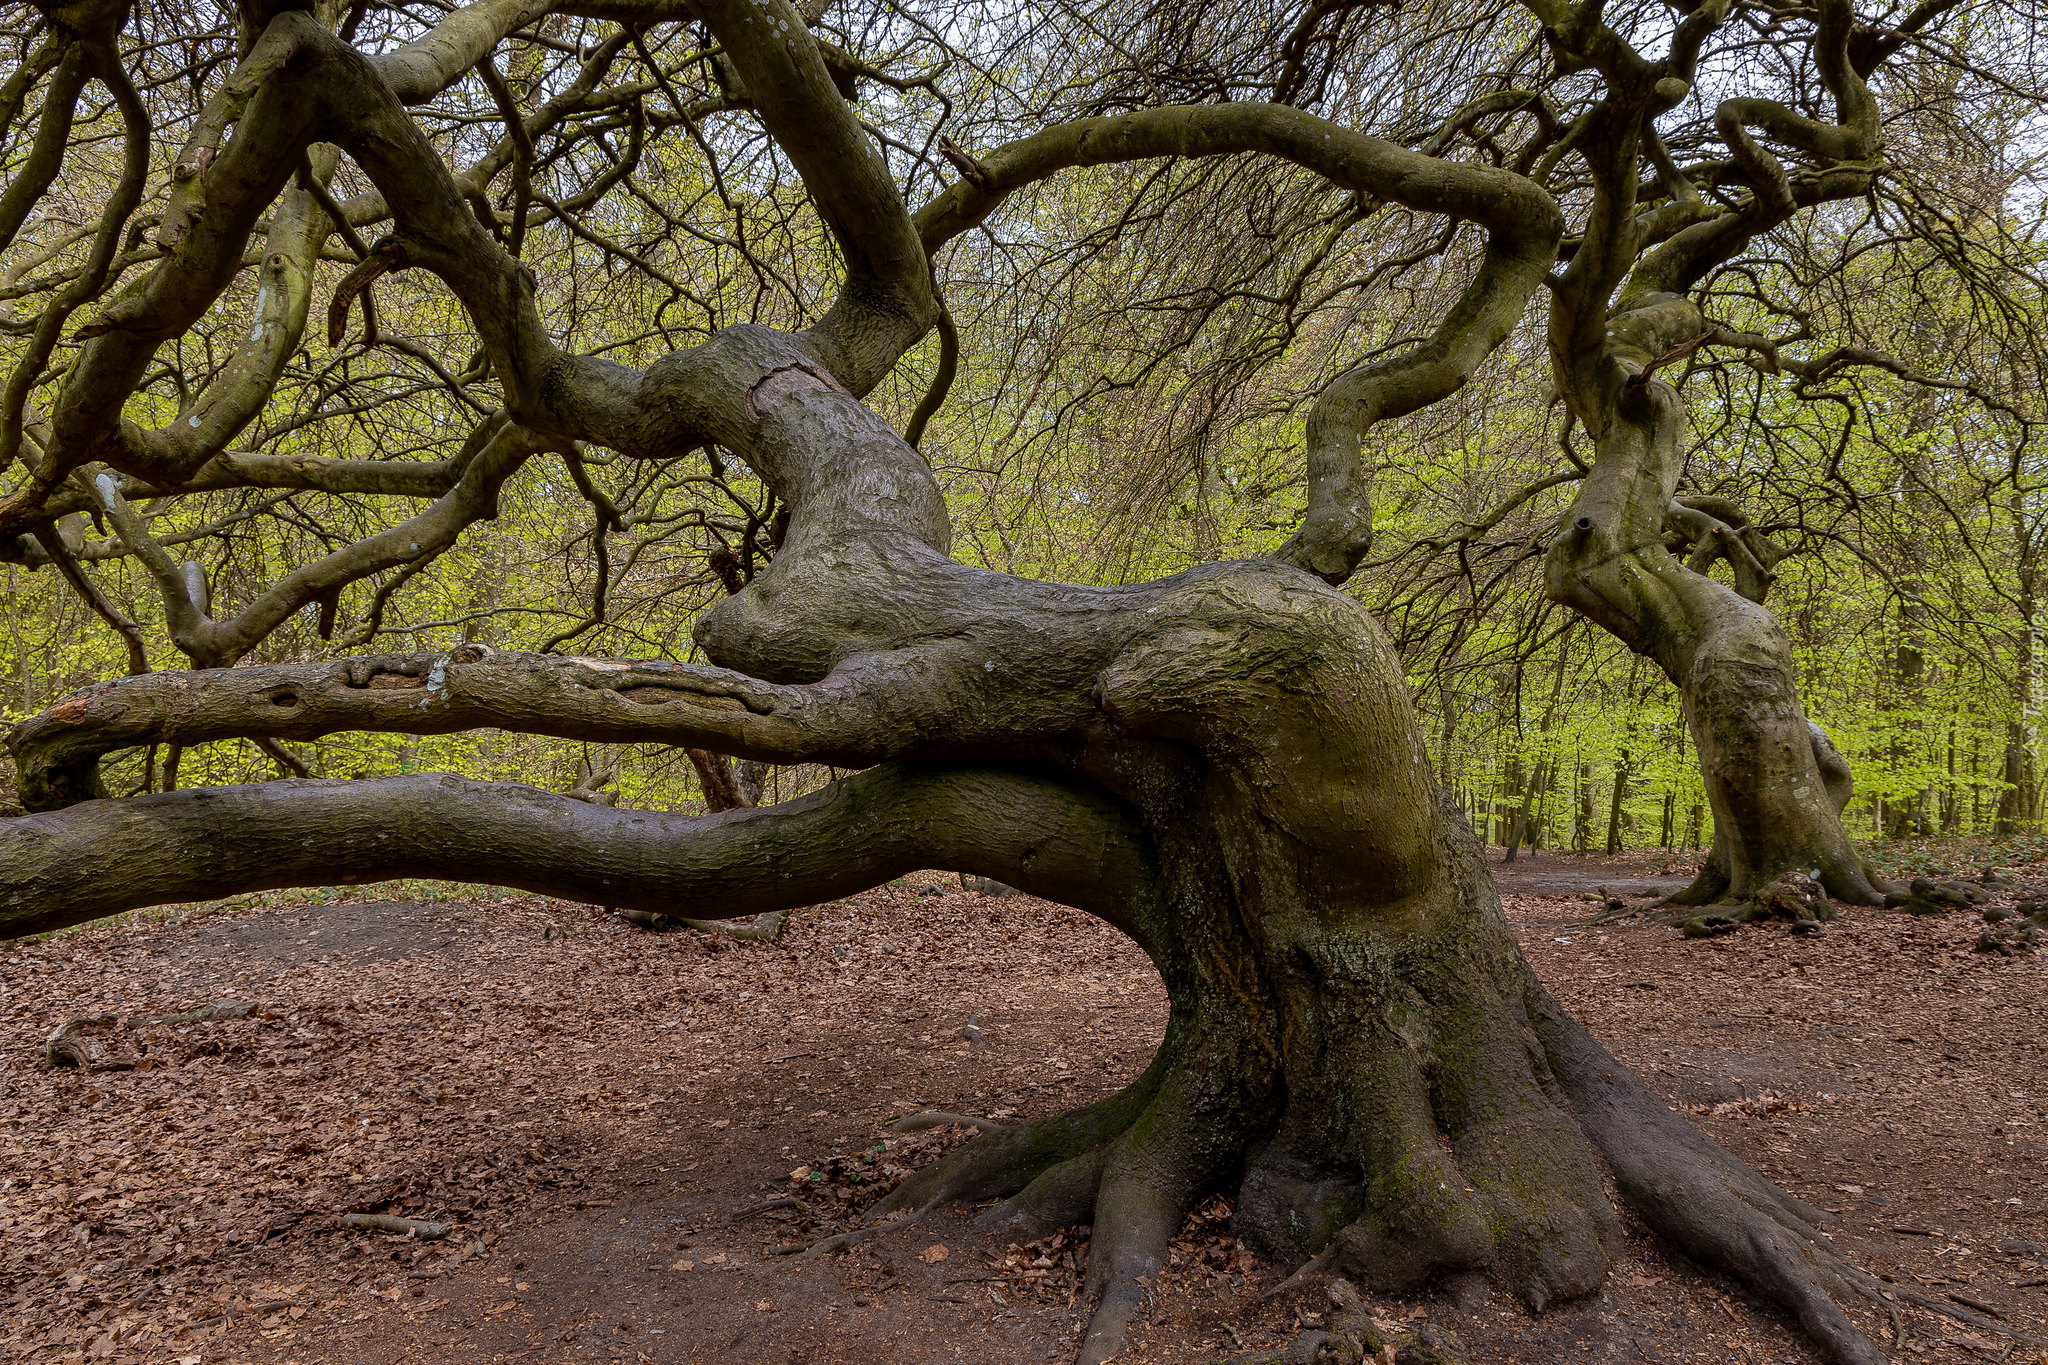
[870,1046,1178,1228]
[1228,1278,1468,1363]
[798,1204,935,1258]
[1528,980,2043,1362]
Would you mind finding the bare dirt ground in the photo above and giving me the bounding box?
[2,852,2044,1365]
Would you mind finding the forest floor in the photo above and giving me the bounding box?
[1,849,2044,1365]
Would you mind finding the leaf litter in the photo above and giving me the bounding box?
[0,855,2042,1363]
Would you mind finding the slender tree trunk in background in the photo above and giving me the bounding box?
[1437,674,1462,793]
[1683,801,1703,854]
[1942,725,1959,834]
[1659,789,1674,850]
[686,547,777,815]
[1998,546,2038,835]
[1971,734,1983,832]
[1505,759,1544,863]
[1885,407,1937,838]
[1496,756,1523,847]
[460,528,507,647]
[1546,327,1886,905]
[734,758,769,807]
[687,747,750,812]
[1996,722,2036,835]
[1574,761,1594,852]
[1884,617,1931,836]
[1604,750,1629,855]
[1532,762,1555,850]
[5,565,27,715]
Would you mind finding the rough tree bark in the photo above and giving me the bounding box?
[0,3,1974,1363]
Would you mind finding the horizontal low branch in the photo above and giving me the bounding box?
[5,645,926,812]
[0,762,1160,945]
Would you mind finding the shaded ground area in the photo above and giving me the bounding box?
[1,858,2043,1364]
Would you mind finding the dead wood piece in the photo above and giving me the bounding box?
[613,906,791,940]
[678,909,791,940]
[155,999,253,1024]
[43,1014,133,1070]
[339,1213,450,1240]
[888,1112,1008,1135]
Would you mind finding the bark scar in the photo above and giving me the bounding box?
[747,362,846,421]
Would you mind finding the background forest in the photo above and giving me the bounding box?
[2,0,2043,861]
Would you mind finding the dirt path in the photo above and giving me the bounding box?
[1,860,2043,1365]
[1487,847,1697,900]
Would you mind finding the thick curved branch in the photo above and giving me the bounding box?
[0,42,88,265]
[0,19,318,524]
[372,0,559,106]
[911,104,1563,584]
[1,30,151,484]
[0,762,1160,945]
[1621,0,1882,309]
[0,441,487,567]
[99,150,341,485]
[690,0,936,392]
[1664,498,1782,603]
[914,105,1557,263]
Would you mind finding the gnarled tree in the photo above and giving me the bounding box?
[0,1,2029,1363]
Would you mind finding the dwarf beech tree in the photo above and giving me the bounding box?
[0,0,2031,1361]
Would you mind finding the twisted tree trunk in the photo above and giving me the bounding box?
[1544,301,1886,907]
